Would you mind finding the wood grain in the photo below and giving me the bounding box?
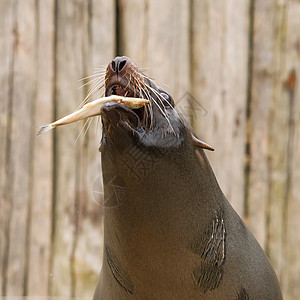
[262,0,289,286]
[73,0,115,297]
[50,0,92,296]
[49,0,115,297]
[0,0,16,295]
[247,5,300,300]
[27,0,54,295]
[119,0,191,118]
[284,2,300,299]
[192,0,249,216]
[1,0,37,295]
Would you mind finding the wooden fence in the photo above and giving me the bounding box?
[0,0,299,299]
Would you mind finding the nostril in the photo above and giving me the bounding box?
[111,61,116,72]
[118,60,127,72]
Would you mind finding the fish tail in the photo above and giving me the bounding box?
[37,124,54,136]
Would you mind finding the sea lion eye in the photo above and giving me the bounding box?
[160,92,173,107]
[161,92,169,99]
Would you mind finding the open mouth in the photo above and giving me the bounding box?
[109,85,134,97]
[105,83,148,128]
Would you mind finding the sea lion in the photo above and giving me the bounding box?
[93,56,283,299]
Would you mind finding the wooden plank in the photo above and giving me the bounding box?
[247,0,289,255]
[90,0,116,65]
[27,0,55,296]
[147,0,190,108]
[0,0,16,295]
[50,0,115,297]
[192,0,249,216]
[247,4,300,299]
[117,0,147,64]
[284,2,300,299]
[263,0,289,289]
[247,0,273,250]
[49,0,86,296]
[73,0,115,297]
[118,0,190,114]
[1,0,37,295]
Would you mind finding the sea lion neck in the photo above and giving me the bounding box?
[100,142,225,297]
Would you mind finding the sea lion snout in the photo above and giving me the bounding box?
[104,56,174,136]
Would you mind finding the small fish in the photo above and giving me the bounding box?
[37,95,149,135]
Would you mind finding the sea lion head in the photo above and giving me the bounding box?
[100,56,213,190]
[102,56,213,149]
[103,56,179,144]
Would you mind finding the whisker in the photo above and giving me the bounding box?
[78,71,106,82]
[128,72,153,130]
[143,82,177,135]
[96,115,101,134]
[95,65,107,70]
[134,70,156,82]
[78,75,106,89]
[139,83,154,130]
[146,83,183,123]
[133,74,154,129]
[75,78,107,111]
[81,118,94,144]
[135,70,170,89]
[139,67,149,72]
[74,118,91,144]
[124,72,132,91]
[83,78,107,102]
